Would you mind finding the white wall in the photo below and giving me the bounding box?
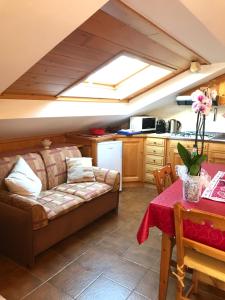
[150,101,225,133]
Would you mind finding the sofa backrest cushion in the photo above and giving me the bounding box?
[0,153,47,191]
[40,146,82,189]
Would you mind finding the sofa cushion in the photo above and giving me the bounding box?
[0,153,47,191]
[53,182,113,201]
[40,146,82,189]
[92,167,120,191]
[5,156,42,198]
[66,157,95,183]
[37,190,85,220]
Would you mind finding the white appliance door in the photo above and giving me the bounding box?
[97,141,122,191]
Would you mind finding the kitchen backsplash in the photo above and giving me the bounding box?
[150,103,225,133]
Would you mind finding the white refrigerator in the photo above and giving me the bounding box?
[97,140,122,191]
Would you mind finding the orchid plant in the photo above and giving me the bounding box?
[177,88,214,176]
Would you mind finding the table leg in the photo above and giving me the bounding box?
[158,233,173,300]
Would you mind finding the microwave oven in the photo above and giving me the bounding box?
[130,116,157,132]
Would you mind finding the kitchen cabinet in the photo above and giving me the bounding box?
[166,139,208,173]
[117,137,144,182]
[208,142,225,164]
[66,132,225,185]
[145,137,166,183]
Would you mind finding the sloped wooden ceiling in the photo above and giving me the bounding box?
[1,0,207,100]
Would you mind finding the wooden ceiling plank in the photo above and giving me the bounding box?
[5,81,65,94]
[51,43,112,66]
[84,34,122,54]
[102,0,207,64]
[16,73,78,86]
[28,63,86,78]
[0,94,57,100]
[80,10,189,69]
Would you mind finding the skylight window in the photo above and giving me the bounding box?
[60,53,172,100]
[85,55,149,86]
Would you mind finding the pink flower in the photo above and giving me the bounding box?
[191,89,212,115]
[191,90,205,102]
[197,95,204,102]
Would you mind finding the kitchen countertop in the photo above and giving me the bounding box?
[67,132,225,143]
[117,132,225,143]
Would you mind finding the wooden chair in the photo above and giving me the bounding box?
[153,163,175,194]
[173,203,225,300]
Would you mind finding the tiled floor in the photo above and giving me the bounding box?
[0,186,224,300]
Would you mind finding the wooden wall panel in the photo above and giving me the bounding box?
[0,134,66,154]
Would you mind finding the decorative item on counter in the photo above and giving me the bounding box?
[89,128,105,136]
[41,139,52,149]
[176,87,213,202]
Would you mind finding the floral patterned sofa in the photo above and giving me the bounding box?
[0,146,120,266]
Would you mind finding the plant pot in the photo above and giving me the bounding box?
[183,175,203,202]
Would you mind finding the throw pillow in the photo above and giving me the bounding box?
[66,157,96,183]
[5,156,42,197]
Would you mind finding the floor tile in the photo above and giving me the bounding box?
[123,244,161,271]
[76,275,131,300]
[0,254,19,277]
[135,269,159,300]
[96,230,134,255]
[103,257,147,289]
[50,260,101,298]
[0,267,41,300]
[127,291,150,300]
[23,282,73,300]
[76,244,120,273]
[53,234,92,261]
[29,249,69,281]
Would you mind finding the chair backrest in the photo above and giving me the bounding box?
[153,163,175,194]
[174,203,225,268]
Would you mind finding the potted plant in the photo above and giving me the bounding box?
[177,88,214,202]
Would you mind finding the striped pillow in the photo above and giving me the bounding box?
[66,157,96,183]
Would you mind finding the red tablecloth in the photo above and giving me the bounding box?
[137,162,225,251]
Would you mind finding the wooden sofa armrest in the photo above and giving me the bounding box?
[92,167,120,192]
[0,190,48,230]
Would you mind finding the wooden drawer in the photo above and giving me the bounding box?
[145,155,164,165]
[208,151,225,164]
[145,164,161,173]
[208,142,225,152]
[169,139,208,151]
[146,138,164,147]
[146,145,165,156]
[145,173,155,184]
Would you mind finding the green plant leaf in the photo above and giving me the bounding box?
[191,154,207,165]
[177,143,191,169]
[190,164,201,176]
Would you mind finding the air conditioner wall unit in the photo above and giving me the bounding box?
[176,95,218,106]
[176,95,192,105]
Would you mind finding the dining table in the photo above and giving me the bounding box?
[137,162,225,300]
